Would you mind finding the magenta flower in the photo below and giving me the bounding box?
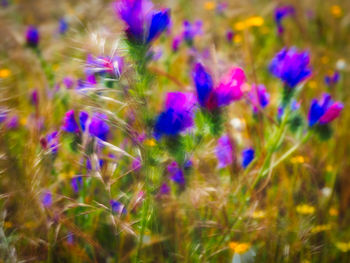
[216,135,233,168]
[192,62,246,110]
[308,94,343,127]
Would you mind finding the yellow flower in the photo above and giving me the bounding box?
[296,204,315,215]
[204,1,216,11]
[311,224,331,234]
[331,5,342,18]
[251,210,265,219]
[234,21,246,31]
[329,207,339,216]
[0,69,11,78]
[308,80,317,89]
[233,34,242,44]
[291,155,305,164]
[245,16,264,27]
[144,139,156,147]
[326,165,333,172]
[4,221,13,228]
[20,117,27,126]
[229,242,251,254]
[234,16,264,31]
[335,242,350,252]
[321,56,329,64]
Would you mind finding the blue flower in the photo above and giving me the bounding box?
[154,92,196,139]
[110,200,127,214]
[41,191,52,207]
[167,161,185,185]
[242,148,255,169]
[269,47,312,88]
[216,135,233,168]
[308,94,343,127]
[115,0,170,45]
[26,26,39,47]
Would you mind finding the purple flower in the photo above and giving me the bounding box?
[89,113,110,141]
[71,176,83,193]
[41,191,52,207]
[0,109,7,123]
[192,63,246,110]
[110,200,127,214]
[269,47,312,88]
[324,71,339,87]
[167,161,185,185]
[115,0,170,45]
[274,5,295,34]
[172,20,202,51]
[248,84,270,113]
[308,94,343,127]
[242,148,254,168]
[226,30,234,42]
[62,110,80,133]
[62,77,75,89]
[47,131,59,154]
[30,89,39,106]
[132,157,142,171]
[58,18,68,35]
[216,135,233,168]
[159,183,170,195]
[26,26,39,47]
[6,115,18,129]
[154,92,196,139]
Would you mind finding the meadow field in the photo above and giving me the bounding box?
[0,0,350,262]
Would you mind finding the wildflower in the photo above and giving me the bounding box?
[335,242,350,252]
[62,110,83,133]
[41,191,52,207]
[167,161,185,185]
[329,207,338,216]
[26,26,40,47]
[248,84,270,113]
[89,113,110,141]
[0,68,11,78]
[226,30,234,42]
[154,92,196,139]
[274,5,295,34]
[245,16,264,27]
[67,232,74,244]
[192,62,246,110]
[204,1,216,10]
[58,18,68,34]
[132,157,142,171]
[172,20,202,51]
[71,176,83,193]
[296,204,315,215]
[159,183,170,195]
[62,77,75,89]
[269,47,312,89]
[308,94,343,127]
[331,5,342,18]
[30,89,39,106]
[311,224,331,234]
[251,210,266,219]
[216,135,233,168]
[115,0,170,45]
[242,148,254,168]
[110,200,127,214]
[46,131,59,154]
[6,115,18,129]
[324,71,339,87]
[229,242,251,254]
